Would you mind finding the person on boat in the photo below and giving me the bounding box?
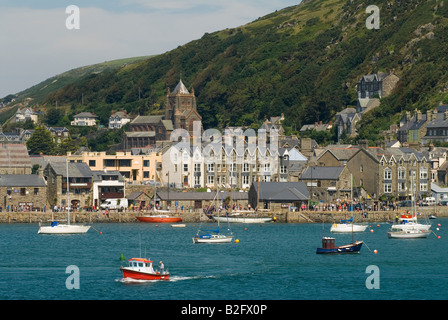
[159,261,165,274]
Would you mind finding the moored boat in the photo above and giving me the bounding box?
[388,229,431,239]
[136,215,182,223]
[38,221,90,234]
[120,257,169,280]
[330,217,367,233]
[213,215,272,224]
[316,237,363,254]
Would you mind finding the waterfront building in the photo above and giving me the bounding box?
[0,174,47,210]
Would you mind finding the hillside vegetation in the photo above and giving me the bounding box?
[12,0,448,142]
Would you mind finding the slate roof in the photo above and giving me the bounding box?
[48,162,93,178]
[252,182,309,201]
[0,174,46,187]
[301,166,345,180]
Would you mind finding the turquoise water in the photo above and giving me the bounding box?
[0,220,447,300]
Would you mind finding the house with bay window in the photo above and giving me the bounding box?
[347,142,430,201]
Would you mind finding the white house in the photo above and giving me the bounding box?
[109,111,131,129]
[71,112,97,126]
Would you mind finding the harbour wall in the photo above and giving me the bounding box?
[0,206,444,224]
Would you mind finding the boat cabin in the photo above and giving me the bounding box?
[128,258,154,268]
[321,237,336,249]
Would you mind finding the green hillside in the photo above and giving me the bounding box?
[20,0,448,141]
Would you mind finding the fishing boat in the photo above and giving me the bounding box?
[136,215,182,223]
[120,257,169,280]
[193,189,234,243]
[38,159,90,234]
[316,237,363,254]
[388,228,431,239]
[330,217,367,233]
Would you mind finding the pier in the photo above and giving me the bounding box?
[0,206,445,224]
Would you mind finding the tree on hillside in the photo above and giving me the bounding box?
[26,126,56,155]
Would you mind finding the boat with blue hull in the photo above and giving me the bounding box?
[316,237,363,254]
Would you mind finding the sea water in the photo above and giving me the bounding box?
[0,220,447,300]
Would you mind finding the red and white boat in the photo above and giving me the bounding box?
[136,214,182,223]
[120,257,169,280]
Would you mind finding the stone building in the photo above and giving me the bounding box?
[300,166,352,202]
[44,162,94,209]
[346,143,431,201]
[0,174,47,210]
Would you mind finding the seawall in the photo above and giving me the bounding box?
[0,206,444,224]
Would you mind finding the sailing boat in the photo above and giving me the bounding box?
[317,215,363,254]
[331,174,367,233]
[388,177,431,239]
[136,165,182,223]
[38,160,90,234]
[193,190,233,243]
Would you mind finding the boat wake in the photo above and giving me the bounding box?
[116,275,216,283]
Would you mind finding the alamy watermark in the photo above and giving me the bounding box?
[66,5,80,30]
[366,5,380,30]
[65,265,80,290]
[365,265,380,290]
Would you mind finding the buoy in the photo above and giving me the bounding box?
[437,228,440,231]
[370,229,374,233]
[273,217,277,221]
[100,231,103,234]
[373,250,378,254]
[120,253,125,261]
[244,227,247,231]
[235,239,239,243]
[437,223,441,227]
[377,224,380,227]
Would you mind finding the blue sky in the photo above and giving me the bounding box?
[0,1,302,98]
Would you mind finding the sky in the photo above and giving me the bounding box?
[0,0,301,98]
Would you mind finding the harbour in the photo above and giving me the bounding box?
[0,219,446,300]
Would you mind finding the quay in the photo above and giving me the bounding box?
[0,206,445,224]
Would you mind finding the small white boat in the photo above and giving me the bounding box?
[330,217,367,233]
[390,214,431,232]
[388,229,431,239]
[38,221,90,234]
[171,224,186,228]
[193,230,233,243]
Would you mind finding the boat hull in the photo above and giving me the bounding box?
[38,224,90,234]
[388,230,431,239]
[213,216,272,223]
[192,235,233,243]
[120,267,169,280]
[316,241,363,254]
[136,216,182,223]
[330,223,367,233]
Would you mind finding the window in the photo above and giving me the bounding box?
[280,165,287,174]
[384,168,392,180]
[88,160,96,167]
[143,171,149,178]
[118,159,131,167]
[384,183,392,193]
[183,164,188,172]
[34,188,39,196]
[398,167,406,179]
[398,182,406,192]
[264,163,270,172]
[194,163,201,172]
[207,175,214,184]
[207,163,214,172]
[194,175,200,185]
[143,160,149,167]
[243,175,250,185]
[420,183,428,191]
[20,188,26,196]
[243,163,249,172]
[420,168,428,180]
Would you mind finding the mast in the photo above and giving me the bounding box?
[66,157,70,225]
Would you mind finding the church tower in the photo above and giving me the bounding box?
[165,79,202,133]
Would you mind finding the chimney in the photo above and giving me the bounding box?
[359,140,369,150]
[416,110,422,121]
[406,111,411,122]
[444,111,448,120]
